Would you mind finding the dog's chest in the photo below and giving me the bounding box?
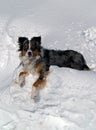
[21,57,36,74]
[23,62,36,73]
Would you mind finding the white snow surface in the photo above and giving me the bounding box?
[0,0,96,130]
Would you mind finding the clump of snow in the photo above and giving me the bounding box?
[83,27,96,43]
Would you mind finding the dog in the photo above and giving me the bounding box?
[18,36,90,98]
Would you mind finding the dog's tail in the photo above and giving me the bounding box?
[83,64,90,70]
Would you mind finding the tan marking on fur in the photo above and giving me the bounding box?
[19,71,29,77]
[44,71,50,77]
[21,50,27,56]
[32,71,50,98]
[33,78,47,89]
[33,71,50,89]
[36,63,44,74]
[33,50,40,57]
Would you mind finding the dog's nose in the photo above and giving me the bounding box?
[28,51,32,57]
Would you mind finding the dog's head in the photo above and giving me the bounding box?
[18,36,41,58]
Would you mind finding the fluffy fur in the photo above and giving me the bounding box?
[18,36,90,98]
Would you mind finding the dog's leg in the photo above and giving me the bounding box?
[31,73,49,99]
[19,72,29,87]
[31,63,49,98]
[31,86,38,99]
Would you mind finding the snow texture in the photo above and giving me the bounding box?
[0,0,96,130]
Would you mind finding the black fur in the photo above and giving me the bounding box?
[18,37,29,51]
[42,49,89,71]
[30,36,90,81]
[30,37,89,70]
[18,36,90,82]
[30,36,41,51]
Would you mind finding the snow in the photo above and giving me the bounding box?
[0,0,96,130]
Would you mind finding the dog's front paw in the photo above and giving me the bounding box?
[19,76,25,87]
[31,86,38,99]
[20,80,25,87]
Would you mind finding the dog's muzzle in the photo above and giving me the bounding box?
[27,51,33,57]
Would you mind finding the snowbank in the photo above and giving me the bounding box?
[0,0,96,130]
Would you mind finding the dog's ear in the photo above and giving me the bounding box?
[31,36,41,45]
[36,36,41,43]
[18,37,29,51]
[18,37,28,44]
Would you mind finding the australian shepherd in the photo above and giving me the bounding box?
[18,36,90,98]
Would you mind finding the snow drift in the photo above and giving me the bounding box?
[0,0,96,130]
